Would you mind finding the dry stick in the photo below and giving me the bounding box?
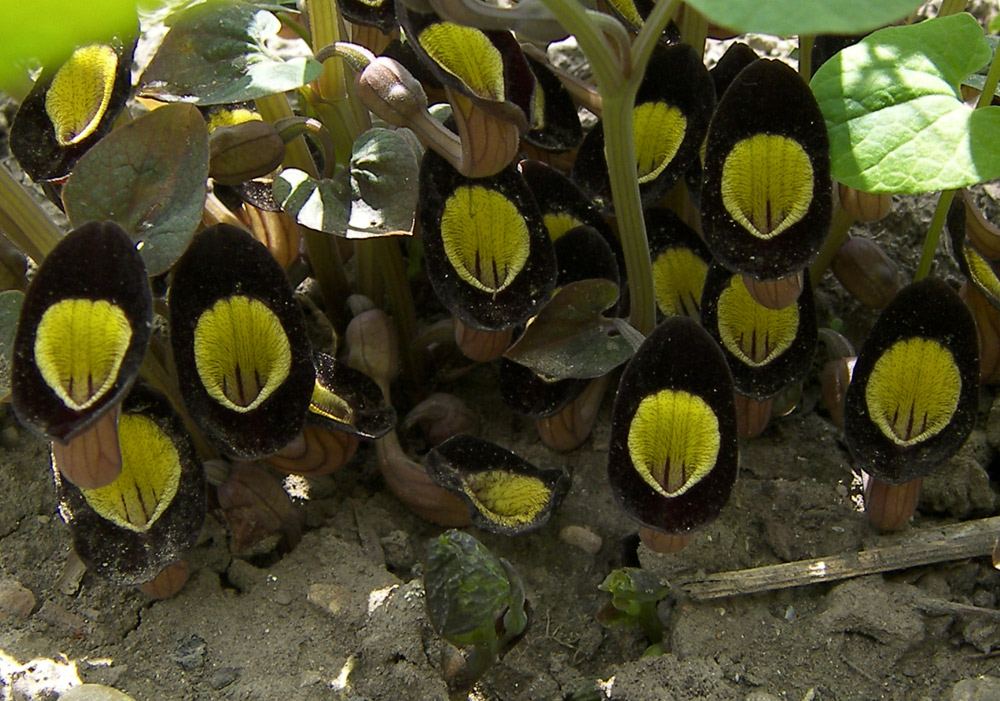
[678,516,1000,601]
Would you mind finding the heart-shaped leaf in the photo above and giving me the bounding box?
[684,0,922,35]
[347,128,420,238]
[137,2,322,105]
[504,279,641,380]
[811,13,1000,194]
[63,103,209,276]
[272,167,351,235]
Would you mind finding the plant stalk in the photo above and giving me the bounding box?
[913,18,1000,281]
[798,35,814,80]
[540,0,681,336]
[809,202,853,285]
[914,189,956,282]
[0,164,63,262]
[937,0,968,17]
[975,29,1000,110]
[255,92,351,327]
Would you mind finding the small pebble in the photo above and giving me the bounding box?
[171,635,207,671]
[307,583,347,616]
[59,684,135,700]
[952,675,1000,700]
[559,525,602,555]
[207,666,240,690]
[1,425,20,448]
[0,577,36,621]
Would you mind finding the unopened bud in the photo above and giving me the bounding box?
[216,462,302,557]
[820,356,855,429]
[831,236,899,309]
[356,56,430,127]
[209,120,286,186]
[404,393,480,448]
[345,309,399,395]
[838,183,892,222]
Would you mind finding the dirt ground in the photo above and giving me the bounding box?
[4,4,1000,700]
[3,248,1000,701]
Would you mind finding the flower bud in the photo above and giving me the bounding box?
[831,236,899,309]
[838,182,891,222]
[403,393,480,448]
[356,56,430,127]
[820,356,855,429]
[216,463,302,558]
[345,309,399,395]
[209,120,286,186]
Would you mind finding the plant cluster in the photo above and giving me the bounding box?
[1,0,999,689]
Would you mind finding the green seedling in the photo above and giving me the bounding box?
[597,567,671,654]
[424,529,529,699]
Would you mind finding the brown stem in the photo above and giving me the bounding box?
[137,559,190,599]
[264,426,359,476]
[743,272,803,310]
[51,405,122,489]
[864,474,923,531]
[453,319,513,362]
[735,393,774,439]
[536,374,612,452]
[639,526,693,554]
[375,429,471,526]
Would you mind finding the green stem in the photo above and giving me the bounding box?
[809,203,852,285]
[542,0,680,336]
[537,0,622,91]
[976,31,1000,109]
[912,18,997,282]
[937,0,968,17]
[0,164,63,262]
[602,94,653,333]
[379,237,420,389]
[798,35,814,80]
[632,0,684,79]
[679,4,708,56]
[255,92,350,328]
[914,189,956,281]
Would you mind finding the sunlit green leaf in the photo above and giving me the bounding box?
[0,290,25,400]
[273,167,351,236]
[347,128,420,237]
[812,13,1000,194]
[63,103,210,276]
[683,0,922,35]
[504,279,641,380]
[137,2,322,105]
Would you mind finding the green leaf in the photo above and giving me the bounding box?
[503,279,641,380]
[0,290,25,400]
[963,36,1000,99]
[424,530,523,649]
[63,103,210,277]
[811,13,1000,194]
[682,0,922,35]
[273,168,351,235]
[346,128,420,238]
[136,2,322,105]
